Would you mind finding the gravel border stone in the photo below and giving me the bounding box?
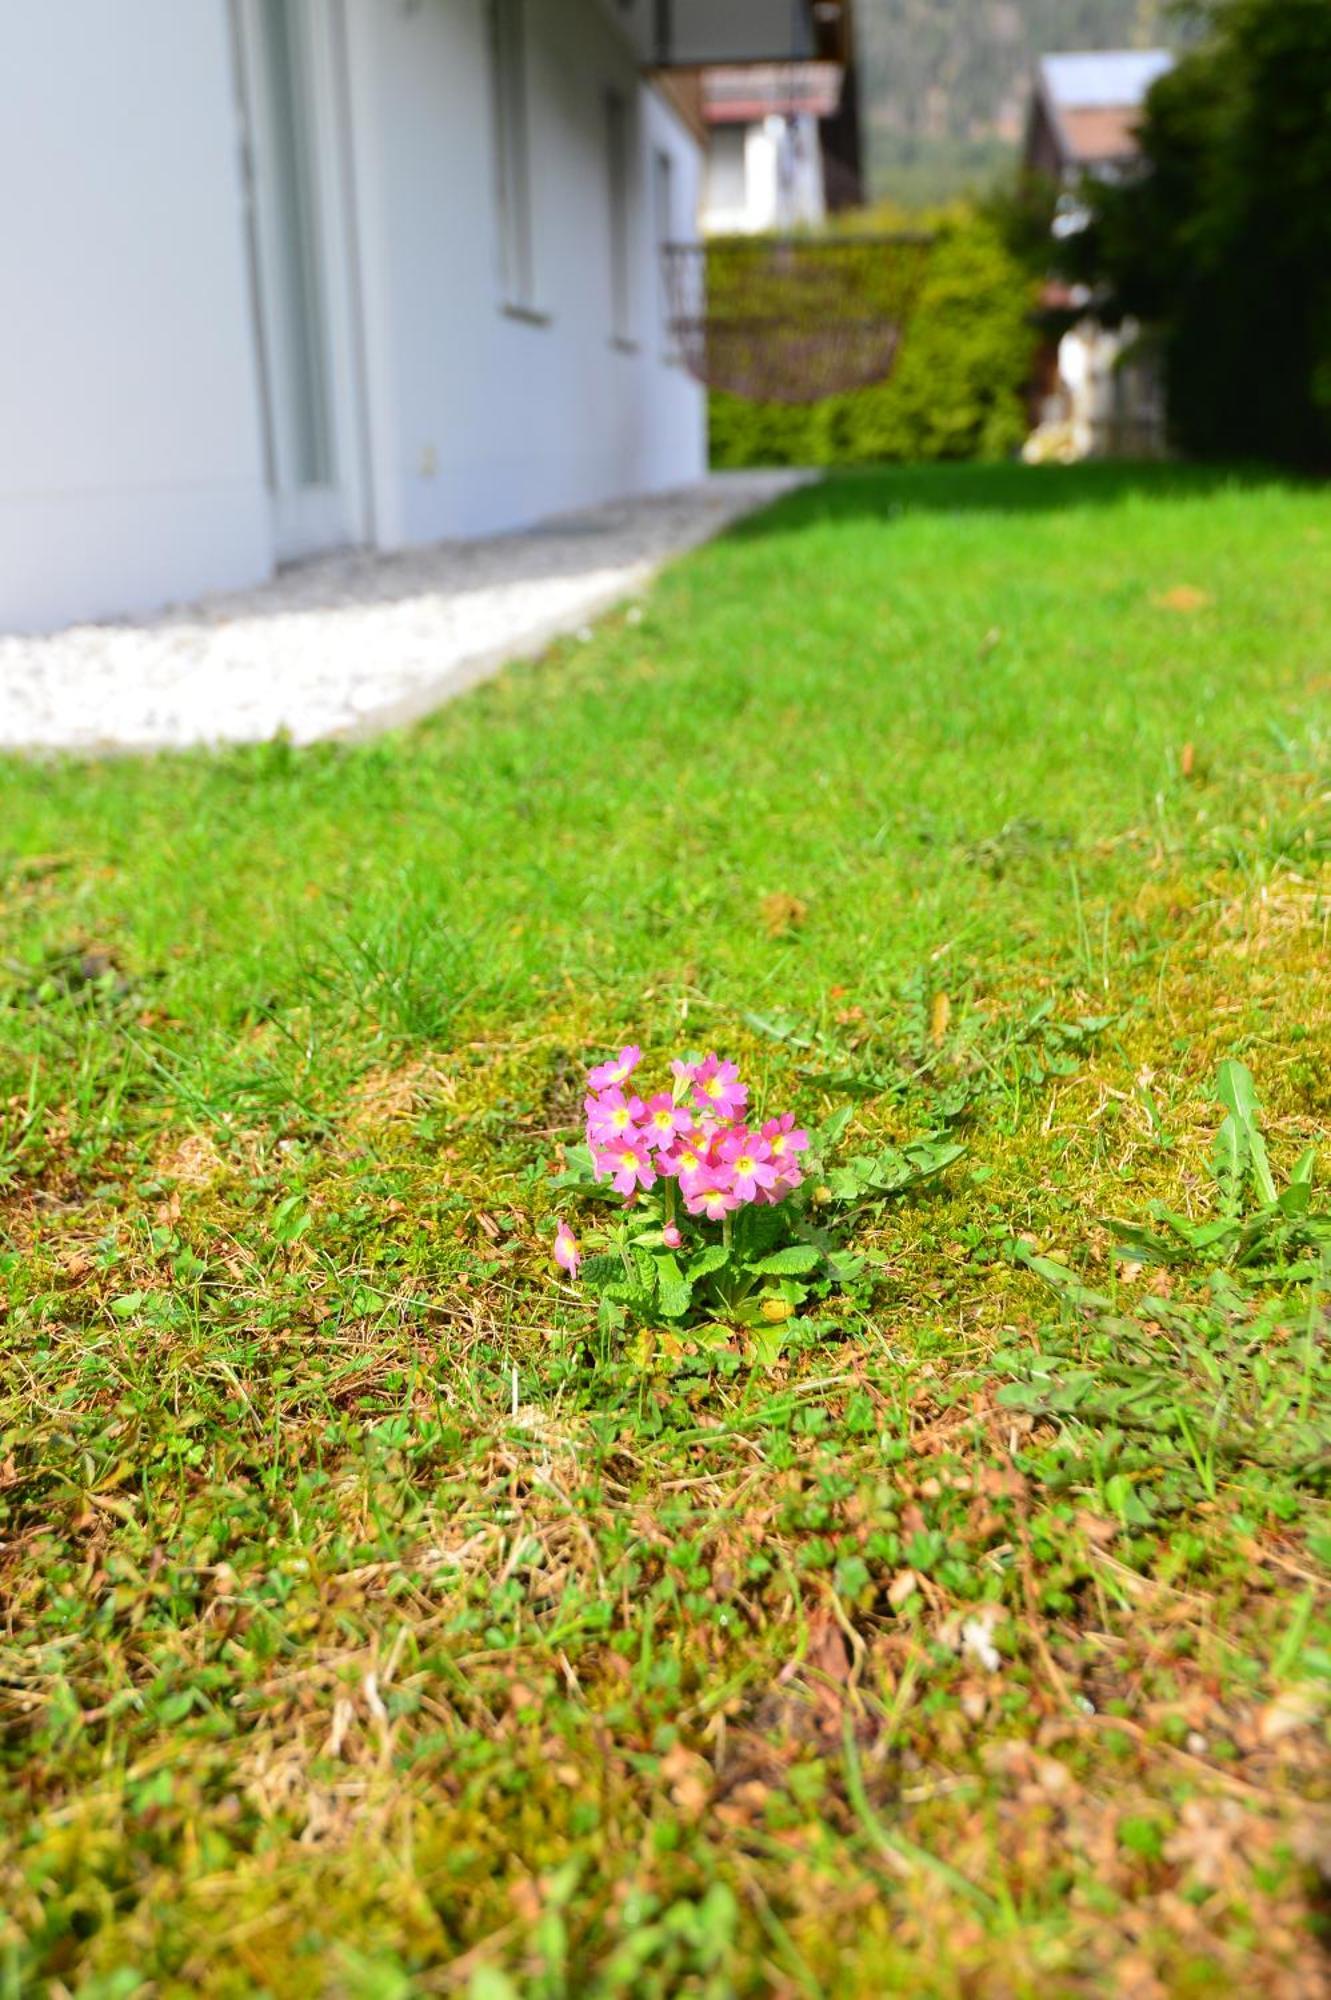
[0,471,812,755]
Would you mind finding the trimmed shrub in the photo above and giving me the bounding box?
[710,215,1036,469]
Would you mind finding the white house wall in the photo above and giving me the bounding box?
[0,0,704,635]
[0,1,272,632]
[345,0,704,546]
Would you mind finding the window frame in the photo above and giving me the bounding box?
[488,0,541,319]
[652,142,679,362]
[604,86,636,350]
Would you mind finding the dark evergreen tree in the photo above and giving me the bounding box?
[1083,0,1331,466]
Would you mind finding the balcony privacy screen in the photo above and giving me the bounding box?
[663,235,932,406]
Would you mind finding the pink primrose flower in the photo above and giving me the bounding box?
[588,1045,642,1091]
[756,1163,804,1205]
[642,1092,692,1151]
[691,1054,748,1120]
[661,1130,711,1194]
[762,1114,810,1166]
[597,1137,657,1197]
[719,1129,778,1203]
[684,1170,741,1222]
[585,1087,645,1147]
[662,1222,683,1249]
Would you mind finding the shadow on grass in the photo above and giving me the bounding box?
[718,458,1314,542]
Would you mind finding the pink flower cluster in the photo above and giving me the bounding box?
[584,1046,809,1219]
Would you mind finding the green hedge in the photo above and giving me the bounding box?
[709,216,1036,468]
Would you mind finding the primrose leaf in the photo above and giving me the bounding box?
[687,1243,730,1281]
[747,1244,823,1276]
[579,1254,624,1290]
[656,1253,693,1320]
[581,1251,656,1313]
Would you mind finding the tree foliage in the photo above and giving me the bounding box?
[1080,0,1331,465]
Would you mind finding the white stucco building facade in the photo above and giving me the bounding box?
[0,0,717,633]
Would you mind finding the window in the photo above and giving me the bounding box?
[652,145,675,355]
[604,89,633,345]
[488,0,534,310]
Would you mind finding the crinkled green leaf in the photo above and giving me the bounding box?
[656,1253,693,1320]
[687,1243,730,1281]
[747,1244,822,1275]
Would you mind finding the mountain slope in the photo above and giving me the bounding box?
[856,0,1173,204]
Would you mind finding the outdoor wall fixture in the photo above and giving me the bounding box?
[661,234,931,405]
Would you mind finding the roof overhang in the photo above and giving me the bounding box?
[702,61,844,123]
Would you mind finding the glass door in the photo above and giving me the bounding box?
[235,0,366,561]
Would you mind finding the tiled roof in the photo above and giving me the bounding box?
[1059,104,1146,165]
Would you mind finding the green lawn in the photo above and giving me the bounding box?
[3,463,1331,1996]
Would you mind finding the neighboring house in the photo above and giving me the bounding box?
[1025,49,1174,234]
[697,0,862,239]
[0,0,838,634]
[700,66,841,235]
[1022,49,1174,463]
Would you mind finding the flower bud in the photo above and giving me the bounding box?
[554,1220,581,1278]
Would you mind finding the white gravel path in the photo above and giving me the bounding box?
[0,471,810,754]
